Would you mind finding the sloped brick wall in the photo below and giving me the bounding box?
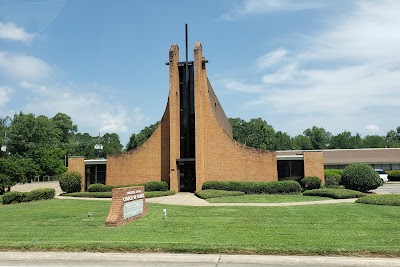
[194,43,277,191]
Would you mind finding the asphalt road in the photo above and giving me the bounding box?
[1,252,400,267]
[373,181,400,194]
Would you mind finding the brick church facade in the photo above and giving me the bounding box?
[69,43,324,192]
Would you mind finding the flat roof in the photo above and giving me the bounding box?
[277,148,400,164]
[84,158,107,165]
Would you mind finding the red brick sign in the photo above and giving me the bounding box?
[105,186,147,227]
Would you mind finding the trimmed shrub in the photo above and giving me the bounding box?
[202,180,301,194]
[113,181,169,192]
[62,190,175,199]
[195,189,245,199]
[356,194,400,206]
[30,188,55,201]
[88,183,113,192]
[2,188,55,204]
[341,163,381,193]
[324,169,343,187]
[2,192,29,204]
[387,170,400,181]
[303,188,366,199]
[300,176,322,190]
[141,181,168,192]
[58,171,82,193]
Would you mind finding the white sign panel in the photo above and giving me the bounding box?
[123,199,144,220]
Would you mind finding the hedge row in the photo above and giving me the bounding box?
[300,176,321,190]
[2,188,55,204]
[356,194,400,206]
[195,189,245,199]
[387,170,400,181]
[202,180,301,194]
[324,169,343,187]
[88,181,169,192]
[62,190,176,199]
[303,188,366,199]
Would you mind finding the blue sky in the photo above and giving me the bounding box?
[1,0,399,146]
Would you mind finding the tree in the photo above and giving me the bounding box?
[245,118,276,150]
[385,127,400,148]
[0,155,38,193]
[126,122,160,151]
[52,113,78,154]
[274,131,293,150]
[292,135,313,150]
[102,133,123,156]
[229,118,250,144]
[303,126,331,149]
[329,131,362,149]
[362,135,386,148]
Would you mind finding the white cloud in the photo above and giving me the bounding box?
[223,80,265,93]
[20,81,49,94]
[99,109,129,134]
[257,48,288,70]
[222,1,400,136]
[0,22,35,43]
[0,86,13,107]
[365,125,380,132]
[0,51,52,81]
[222,0,322,20]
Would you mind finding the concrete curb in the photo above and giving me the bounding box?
[1,252,399,266]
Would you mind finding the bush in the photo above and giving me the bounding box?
[195,189,245,199]
[202,180,302,194]
[62,190,175,199]
[324,169,343,187]
[303,188,366,199]
[387,170,400,181]
[341,163,381,193]
[141,181,168,191]
[88,183,113,192]
[113,181,169,192]
[356,194,400,206]
[30,188,55,201]
[300,176,322,190]
[2,188,55,204]
[58,171,82,193]
[2,192,29,204]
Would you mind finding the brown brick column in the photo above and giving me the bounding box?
[68,157,85,192]
[194,42,206,191]
[304,151,325,183]
[168,45,180,192]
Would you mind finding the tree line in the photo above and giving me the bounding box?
[0,112,123,193]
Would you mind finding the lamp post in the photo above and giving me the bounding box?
[94,133,103,158]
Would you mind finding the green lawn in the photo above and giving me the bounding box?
[1,199,400,256]
[206,194,331,203]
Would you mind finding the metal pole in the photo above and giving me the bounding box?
[185,23,189,91]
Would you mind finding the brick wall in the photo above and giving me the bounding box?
[304,151,325,183]
[194,43,277,191]
[68,157,85,192]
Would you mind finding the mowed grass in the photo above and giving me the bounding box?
[1,199,400,256]
[206,194,331,203]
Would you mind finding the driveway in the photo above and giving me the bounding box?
[372,181,400,194]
